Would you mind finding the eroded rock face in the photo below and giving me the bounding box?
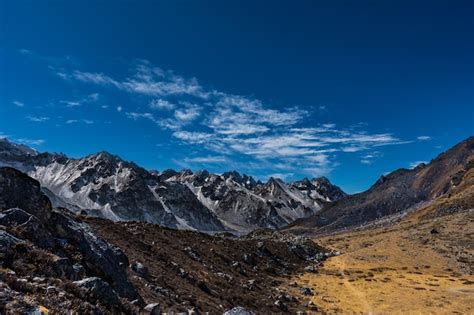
[47,210,138,300]
[73,277,121,307]
[0,229,23,249]
[0,167,52,220]
[144,303,161,315]
[0,208,55,249]
[0,167,140,311]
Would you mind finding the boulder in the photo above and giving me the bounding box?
[51,257,75,279]
[131,261,149,279]
[0,229,23,249]
[48,210,139,300]
[144,303,161,315]
[300,287,313,296]
[274,299,288,311]
[304,265,316,273]
[72,263,86,279]
[0,167,51,220]
[73,277,121,307]
[0,208,55,249]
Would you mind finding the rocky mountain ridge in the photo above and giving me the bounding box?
[285,136,474,235]
[0,138,345,232]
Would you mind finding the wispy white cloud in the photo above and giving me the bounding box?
[150,99,175,110]
[71,71,120,87]
[13,100,25,107]
[174,103,200,122]
[183,156,227,163]
[54,59,412,178]
[417,136,432,141]
[58,61,209,99]
[60,93,99,107]
[360,152,382,165]
[65,119,94,124]
[126,112,156,123]
[26,116,50,122]
[173,131,213,144]
[15,138,45,146]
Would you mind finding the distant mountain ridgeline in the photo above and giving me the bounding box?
[0,138,345,232]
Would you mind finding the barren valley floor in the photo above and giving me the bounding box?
[289,209,474,314]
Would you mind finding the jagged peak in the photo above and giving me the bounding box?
[0,138,39,156]
[267,177,285,186]
[179,169,194,176]
[88,150,119,160]
[312,176,330,183]
[222,171,257,187]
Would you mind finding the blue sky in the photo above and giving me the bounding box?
[1,1,473,193]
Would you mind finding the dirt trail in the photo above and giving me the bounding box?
[336,258,373,314]
[287,210,474,314]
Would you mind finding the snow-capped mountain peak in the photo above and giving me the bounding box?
[0,139,346,232]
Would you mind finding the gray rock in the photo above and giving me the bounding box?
[73,277,121,307]
[274,299,288,311]
[223,306,254,315]
[304,265,316,272]
[0,229,23,249]
[144,303,161,315]
[0,167,52,220]
[300,287,313,296]
[51,257,75,279]
[131,261,149,279]
[48,210,139,300]
[0,208,55,249]
[72,263,86,279]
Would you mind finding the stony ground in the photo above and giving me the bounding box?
[287,207,474,314]
[86,218,331,314]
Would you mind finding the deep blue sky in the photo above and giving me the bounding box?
[1,1,473,193]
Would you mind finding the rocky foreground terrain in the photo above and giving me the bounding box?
[0,167,333,314]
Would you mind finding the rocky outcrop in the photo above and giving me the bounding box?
[0,167,140,312]
[0,167,52,220]
[73,277,121,307]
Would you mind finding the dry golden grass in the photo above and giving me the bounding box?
[288,208,474,314]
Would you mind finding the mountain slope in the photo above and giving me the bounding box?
[0,166,332,314]
[167,170,345,231]
[286,136,474,235]
[0,138,345,232]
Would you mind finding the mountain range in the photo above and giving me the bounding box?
[286,136,474,234]
[0,138,345,233]
[0,136,472,314]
